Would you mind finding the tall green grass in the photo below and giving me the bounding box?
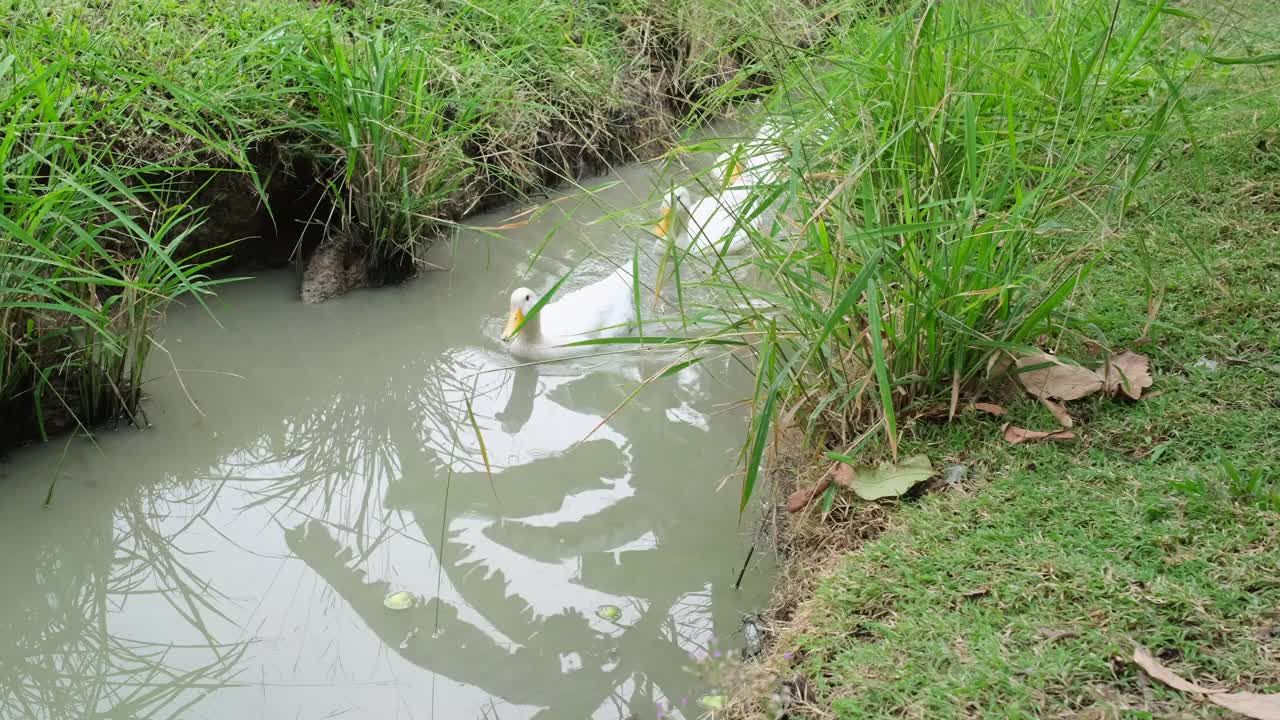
[654,0,1189,507]
[0,54,233,440]
[285,26,466,268]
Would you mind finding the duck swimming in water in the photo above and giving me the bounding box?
[503,267,637,361]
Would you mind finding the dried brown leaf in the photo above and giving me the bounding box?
[973,402,1007,417]
[1100,350,1153,400]
[785,475,831,513]
[1131,644,1218,695]
[1003,425,1076,445]
[1040,397,1073,429]
[831,462,855,487]
[1016,352,1104,400]
[1131,644,1280,718]
[1212,692,1280,719]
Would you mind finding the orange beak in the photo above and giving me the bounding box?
[653,205,674,238]
[727,157,744,185]
[503,308,525,339]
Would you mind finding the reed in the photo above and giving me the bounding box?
[650,0,1188,507]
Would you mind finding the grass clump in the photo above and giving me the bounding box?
[0,55,231,442]
[690,0,1191,505]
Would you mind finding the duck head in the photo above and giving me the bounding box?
[726,155,744,185]
[653,186,692,240]
[504,287,537,340]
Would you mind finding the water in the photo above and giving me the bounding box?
[0,159,772,719]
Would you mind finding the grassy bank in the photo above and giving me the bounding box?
[642,0,1280,714]
[660,0,1190,506]
[750,99,1280,714]
[0,0,839,446]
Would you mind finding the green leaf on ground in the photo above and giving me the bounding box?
[832,455,934,500]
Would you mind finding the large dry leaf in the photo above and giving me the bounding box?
[1212,692,1280,719]
[1132,644,1280,719]
[1132,644,1218,694]
[1003,425,1076,445]
[1099,350,1153,400]
[1040,397,1073,429]
[1016,352,1104,400]
[832,455,934,500]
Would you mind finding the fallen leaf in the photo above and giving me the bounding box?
[831,454,934,500]
[832,462,855,486]
[1040,396,1073,428]
[1131,643,1280,719]
[1132,644,1219,695]
[973,402,1007,416]
[1100,350,1153,400]
[699,695,726,710]
[383,590,417,611]
[785,473,832,513]
[1003,425,1076,445]
[1212,692,1280,719]
[1016,352,1105,400]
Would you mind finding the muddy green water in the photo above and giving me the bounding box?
[0,160,772,719]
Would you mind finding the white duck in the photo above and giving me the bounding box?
[714,123,785,187]
[502,267,637,361]
[673,182,755,256]
[654,169,758,258]
[657,129,785,258]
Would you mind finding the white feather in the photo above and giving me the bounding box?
[503,267,637,361]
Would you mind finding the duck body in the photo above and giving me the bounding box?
[676,187,755,257]
[668,127,787,258]
[503,267,637,361]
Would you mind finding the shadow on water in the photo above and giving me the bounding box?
[0,157,771,719]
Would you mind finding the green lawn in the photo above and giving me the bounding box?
[761,4,1280,717]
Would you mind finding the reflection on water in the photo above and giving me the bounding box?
[0,161,771,718]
